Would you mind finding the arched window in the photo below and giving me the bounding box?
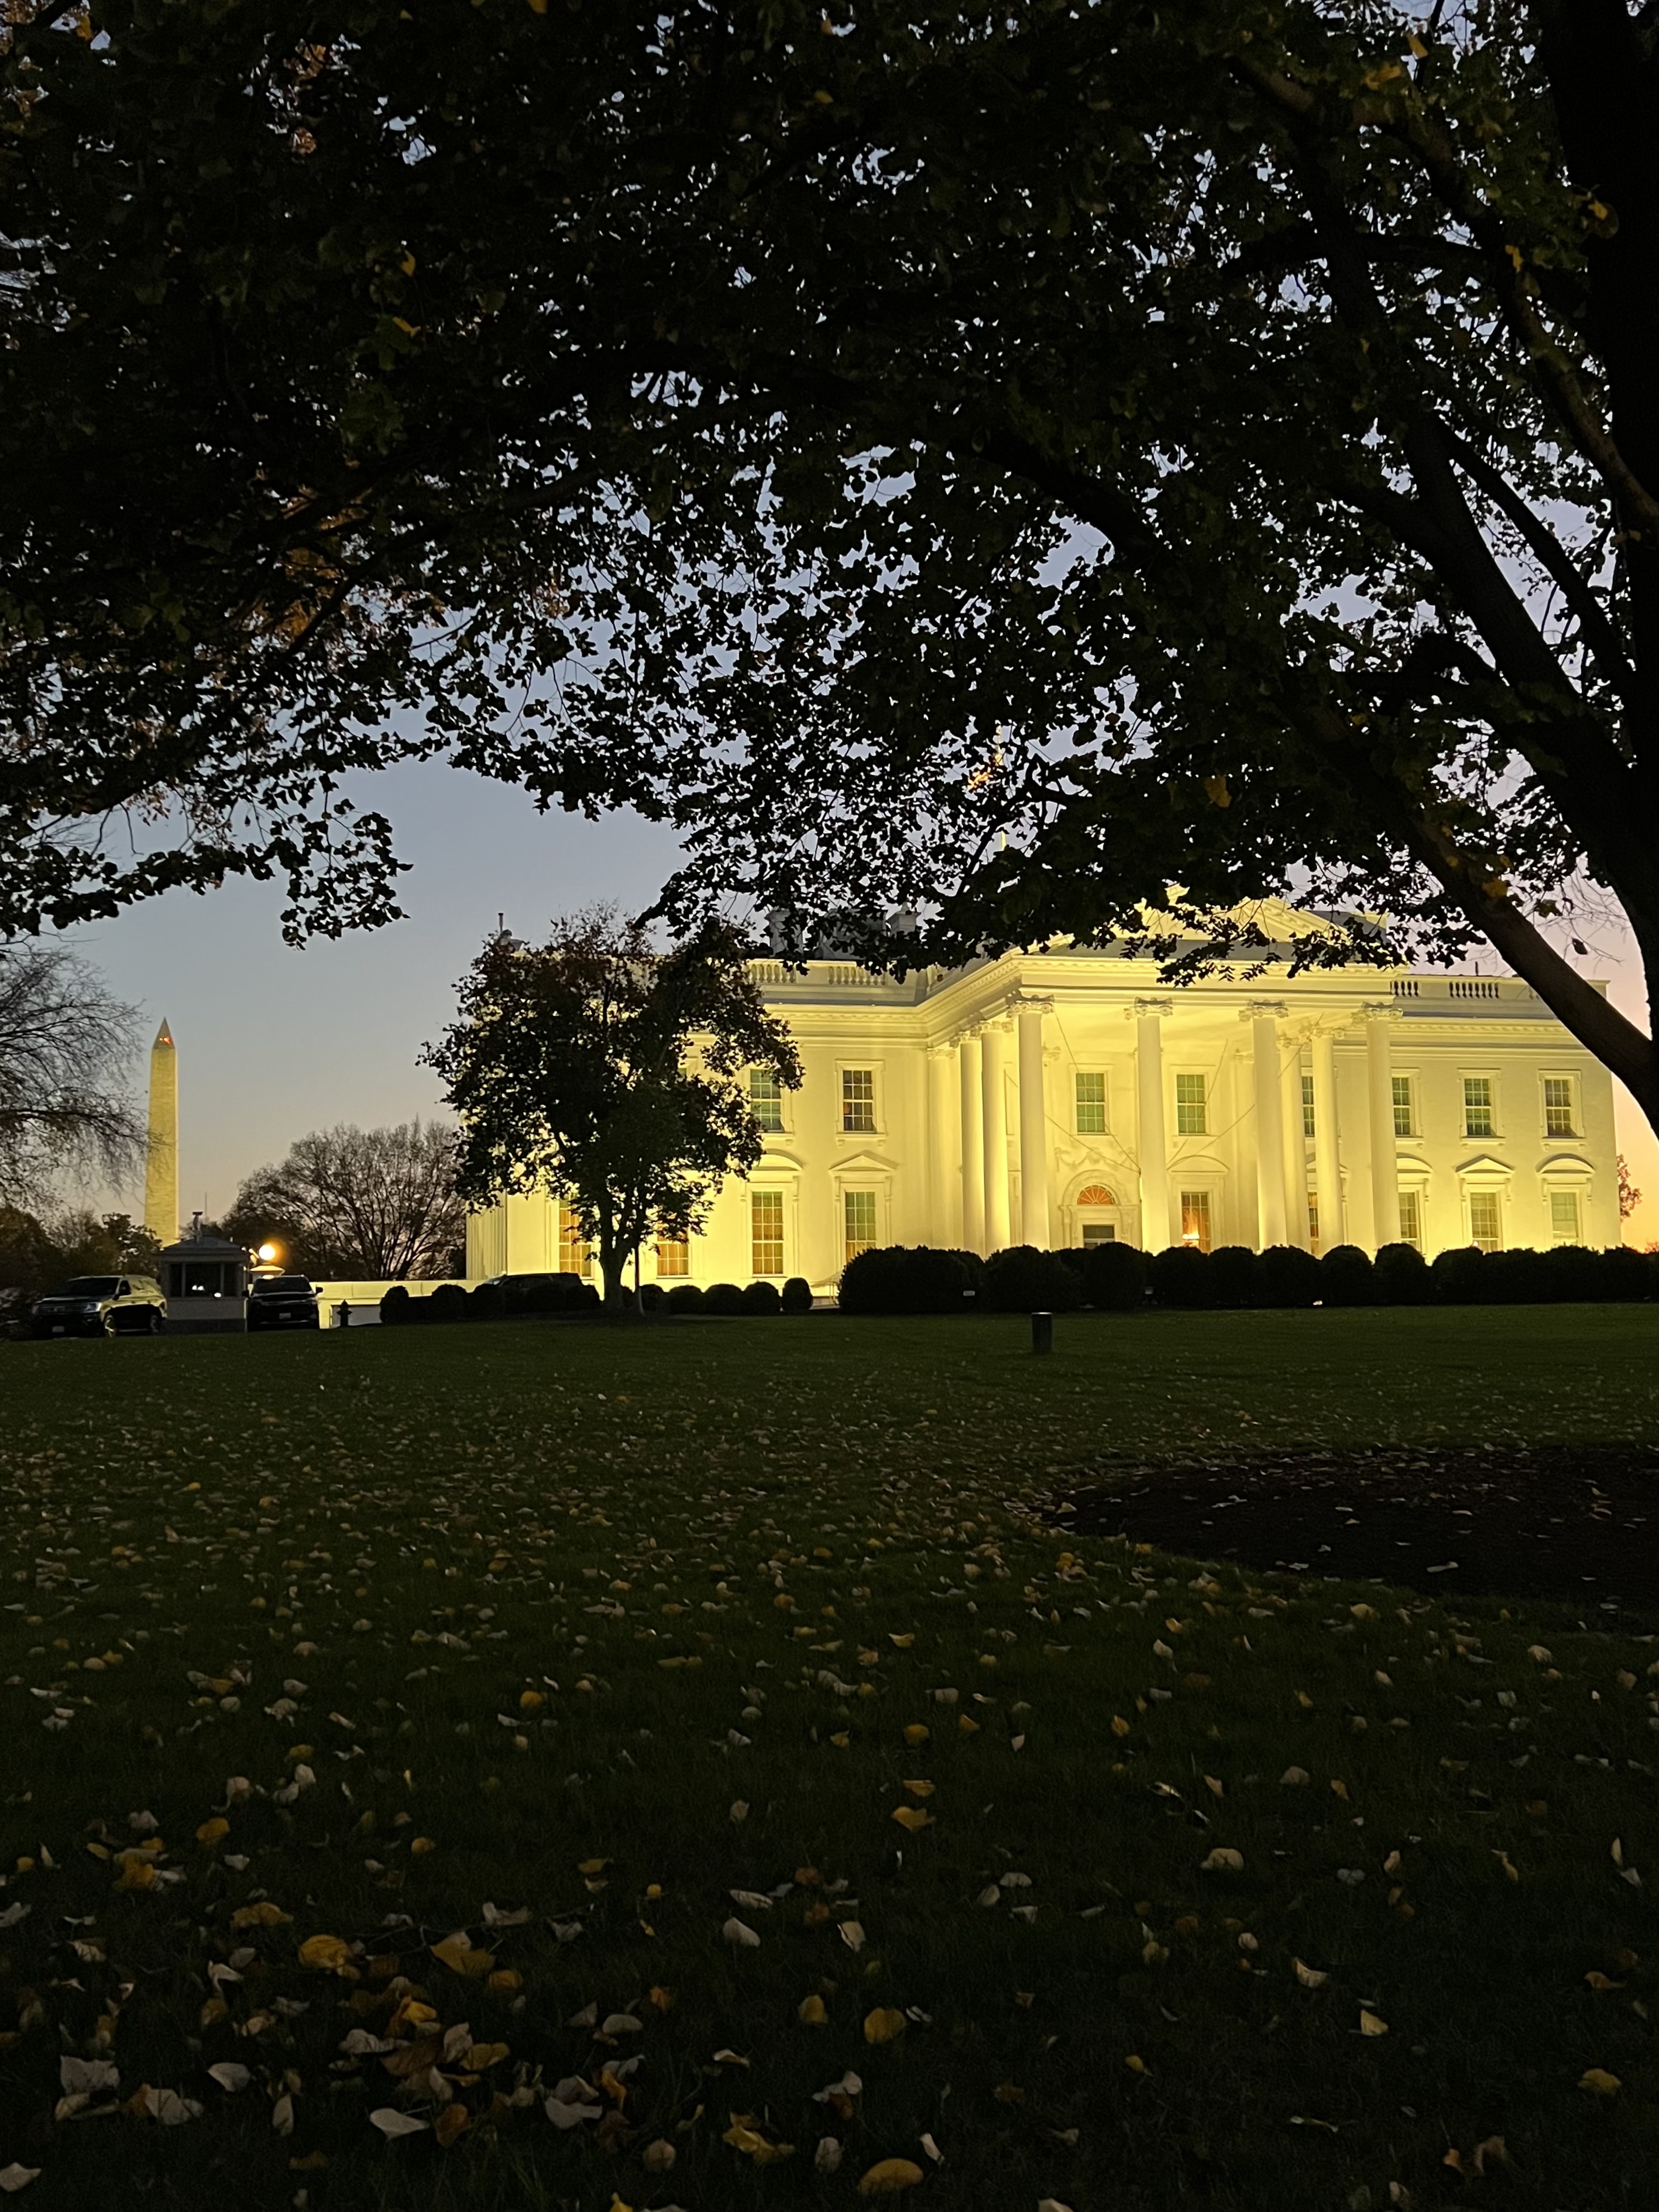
[1076,1184,1118,1207]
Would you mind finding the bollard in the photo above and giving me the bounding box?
[1031,1310,1053,1356]
[335,1300,351,1332]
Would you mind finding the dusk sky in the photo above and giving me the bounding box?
[69,762,1658,1248]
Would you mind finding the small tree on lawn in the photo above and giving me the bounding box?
[425,911,801,1308]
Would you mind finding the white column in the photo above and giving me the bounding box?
[959,1032,985,1255]
[1365,1008,1401,1251]
[1249,1004,1289,1251]
[1135,999,1173,1252]
[1015,998,1052,1248]
[927,1047,959,1248]
[981,1019,1013,1252]
[1311,1031,1344,1253]
[1280,1043,1309,1249]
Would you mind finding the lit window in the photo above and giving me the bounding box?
[1074,1071,1107,1134]
[1174,1073,1207,1136]
[1463,1077,1495,1138]
[1468,1191,1502,1251]
[1179,1190,1212,1251]
[750,1068,784,1132]
[1543,1078,1575,1138]
[841,1068,876,1133]
[1301,1074,1315,1138]
[655,1227,689,1278]
[1392,1074,1414,1138]
[1307,1194,1320,1253]
[1397,1190,1423,1252]
[1548,1189,1582,1245]
[1081,1224,1117,1246]
[751,1189,784,1276]
[843,1189,877,1262]
[558,1204,592,1278]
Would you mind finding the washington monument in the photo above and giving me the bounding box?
[143,1019,178,1245]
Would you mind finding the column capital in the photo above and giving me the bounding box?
[1240,999,1289,1022]
[1132,995,1174,1019]
[979,1012,1014,1035]
[1008,992,1055,1016]
[1359,1001,1404,1025]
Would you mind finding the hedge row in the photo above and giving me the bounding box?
[837,1239,1656,1314]
[379,1273,815,1324]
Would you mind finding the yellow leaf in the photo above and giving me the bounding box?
[889,1634,915,1648]
[518,1689,544,1710]
[902,1724,930,1746]
[723,2114,794,2163]
[487,1968,521,1994]
[902,1779,935,1799]
[857,2158,925,2196]
[1293,1959,1328,1989]
[957,1713,980,1734]
[863,2007,906,2045]
[1578,2067,1620,2096]
[648,1984,675,2011]
[1111,1715,1132,1737]
[1359,2010,1389,2037]
[196,1818,230,1846]
[463,2042,509,2071]
[578,1857,610,1876]
[798,1995,828,2025]
[1203,774,1231,808]
[1124,2054,1146,2074]
[891,1806,934,1832]
[409,1836,436,1855]
[114,1858,156,1891]
[298,1935,354,1974]
[434,2103,470,2148]
[231,1901,292,1929]
[1584,1972,1624,1991]
[431,1937,496,1977]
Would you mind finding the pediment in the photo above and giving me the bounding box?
[1457,1152,1514,1184]
[833,1148,899,1175]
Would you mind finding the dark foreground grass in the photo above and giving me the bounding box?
[0,1306,1653,2212]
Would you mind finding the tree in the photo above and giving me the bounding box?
[424,912,801,1307]
[1,5,1653,1118]
[225,1121,464,1279]
[0,940,145,1206]
[0,1204,161,1303]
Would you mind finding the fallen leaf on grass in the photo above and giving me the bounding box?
[370,2108,430,2137]
[798,1995,828,2025]
[858,2158,925,2195]
[864,2009,906,2045]
[723,1918,761,1949]
[723,2114,794,2164]
[298,1935,355,1974]
[1578,2069,1620,2096]
[431,1936,496,1977]
[1200,1849,1244,1875]
[207,2063,252,2092]
[839,1921,867,1953]
[1294,1960,1328,1989]
[434,2104,470,2148]
[892,1807,933,1833]
[1359,2011,1389,2037]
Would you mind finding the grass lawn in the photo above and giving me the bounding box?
[0,1306,1653,2211]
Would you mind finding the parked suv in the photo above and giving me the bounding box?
[31,1275,168,1339]
[247,1274,321,1332]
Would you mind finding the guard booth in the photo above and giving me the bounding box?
[160,1233,248,1334]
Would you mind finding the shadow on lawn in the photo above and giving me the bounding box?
[1051,1441,1659,1620]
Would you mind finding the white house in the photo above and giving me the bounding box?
[465,911,1619,1292]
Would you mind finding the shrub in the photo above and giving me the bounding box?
[1598,1245,1658,1301]
[1431,1245,1486,1303]
[1482,1248,1552,1303]
[1256,1244,1320,1308]
[1372,1241,1431,1304]
[580,1282,602,1310]
[1074,1240,1148,1310]
[638,1281,668,1313]
[1208,1244,1258,1308]
[427,1282,469,1323]
[980,1244,1085,1313]
[838,1245,981,1315]
[494,1272,588,1314]
[740,1279,782,1315]
[1149,1244,1213,1308]
[1319,1244,1376,1306]
[469,1280,506,1319]
[781,1275,814,1315]
[379,1283,413,1326]
[703,1282,744,1315]
[667,1282,705,1313]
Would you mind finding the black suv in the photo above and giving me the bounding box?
[32,1275,168,1339]
[247,1274,321,1331]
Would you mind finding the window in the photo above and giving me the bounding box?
[1392,1074,1415,1138]
[1179,1190,1213,1252]
[843,1189,877,1262]
[1397,1190,1423,1252]
[654,1227,689,1278]
[1174,1073,1207,1136]
[1301,1074,1315,1138]
[1548,1189,1582,1245]
[841,1068,876,1133]
[1077,1184,1117,1244]
[1307,1195,1320,1253]
[750,1068,784,1132]
[751,1189,784,1276]
[1463,1077,1495,1138]
[1074,1071,1107,1134]
[1543,1077,1576,1138]
[559,1204,592,1278]
[1467,1191,1502,1252]
[1081,1224,1117,1246]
